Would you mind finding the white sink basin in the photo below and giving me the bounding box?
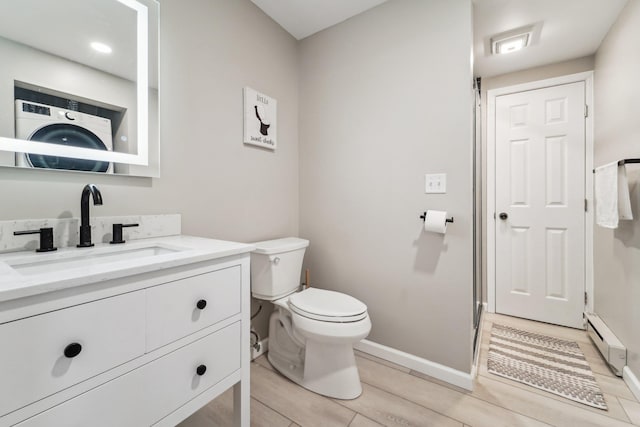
[7,245,180,276]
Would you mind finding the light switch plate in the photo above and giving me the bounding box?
[425,173,446,194]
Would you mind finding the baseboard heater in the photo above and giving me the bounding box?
[585,313,626,377]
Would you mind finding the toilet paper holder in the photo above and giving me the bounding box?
[419,212,454,224]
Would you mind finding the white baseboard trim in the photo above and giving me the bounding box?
[623,366,640,402]
[354,339,474,391]
[252,338,268,360]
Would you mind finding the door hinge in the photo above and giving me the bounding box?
[585,199,588,212]
[585,105,589,118]
[584,291,588,305]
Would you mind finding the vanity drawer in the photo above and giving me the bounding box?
[0,291,145,417]
[13,365,152,427]
[146,266,241,351]
[146,321,241,424]
[12,320,240,427]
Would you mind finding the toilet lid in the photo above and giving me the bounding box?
[288,288,368,322]
[252,237,309,255]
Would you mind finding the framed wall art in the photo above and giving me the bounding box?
[244,87,277,150]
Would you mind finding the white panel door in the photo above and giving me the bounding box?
[495,82,585,328]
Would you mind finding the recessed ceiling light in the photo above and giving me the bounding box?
[90,42,112,54]
[490,26,534,55]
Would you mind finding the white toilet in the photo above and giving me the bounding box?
[251,237,371,399]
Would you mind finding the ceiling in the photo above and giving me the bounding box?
[251,0,628,78]
[1,1,627,86]
[250,0,388,40]
[473,0,628,77]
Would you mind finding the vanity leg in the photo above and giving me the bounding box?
[233,379,249,427]
[234,255,251,427]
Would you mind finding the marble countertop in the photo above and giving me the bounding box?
[0,235,255,303]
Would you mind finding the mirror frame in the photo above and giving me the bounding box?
[0,0,151,166]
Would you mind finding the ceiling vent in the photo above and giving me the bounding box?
[490,25,536,55]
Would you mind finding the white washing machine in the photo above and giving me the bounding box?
[14,100,114,173]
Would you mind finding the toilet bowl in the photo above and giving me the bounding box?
[251,238,371,399]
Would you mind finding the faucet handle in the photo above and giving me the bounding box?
[14,227,57,252]
[110,223,139,244]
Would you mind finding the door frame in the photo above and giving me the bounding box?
[486,71,594,318]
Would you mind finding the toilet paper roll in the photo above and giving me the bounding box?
[424,210,448,234]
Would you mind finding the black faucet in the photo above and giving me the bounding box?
[77,184,103,248]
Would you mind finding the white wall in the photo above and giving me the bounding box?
[299,0,474,373]
[593,0,640,380]
[0,0,300,338]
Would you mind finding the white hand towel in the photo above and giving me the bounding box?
[618,164,634,221]
[595,161,633,228]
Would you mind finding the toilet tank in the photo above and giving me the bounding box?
[251,237,309,301]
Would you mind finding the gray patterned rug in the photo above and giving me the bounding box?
[488,324,607,410]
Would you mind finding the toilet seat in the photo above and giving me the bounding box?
[288,288,368,323]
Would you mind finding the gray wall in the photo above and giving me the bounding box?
[593,0,640,380]
[481,56,595,94]
[299,0,474,373]
[0,0,477,371]
[0,0,300,339]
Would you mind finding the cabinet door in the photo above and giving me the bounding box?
[146,266,241,350]
[0,291,145,417]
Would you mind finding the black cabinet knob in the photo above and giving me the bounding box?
[499,212,508,220]
[64,342,82,358]
[196,364,207,376]
[196,299,207,310]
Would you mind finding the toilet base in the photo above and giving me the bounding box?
[267,311,364,400]
[302,340,363,399]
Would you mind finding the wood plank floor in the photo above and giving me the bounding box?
[179,313,639,427]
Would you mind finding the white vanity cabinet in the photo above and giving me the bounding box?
[0,238,252,427]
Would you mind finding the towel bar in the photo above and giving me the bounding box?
[593,158,640,173]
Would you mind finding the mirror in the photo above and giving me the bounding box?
[0,0,159,177]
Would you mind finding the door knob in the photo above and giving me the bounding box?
[499,212,508,220]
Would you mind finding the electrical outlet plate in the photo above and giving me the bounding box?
[425,173,446,194]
